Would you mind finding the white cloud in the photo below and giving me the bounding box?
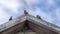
[0,0,24,24]
[0,0,25,18]
[0,0,20,13]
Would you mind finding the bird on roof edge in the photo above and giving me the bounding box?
[36,15,41,19]
[24,10,28,15]
[9,16,12,21]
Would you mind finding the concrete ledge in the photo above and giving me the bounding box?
[0,14,60,34]
[0,22,25,34]
[28,21,58,34]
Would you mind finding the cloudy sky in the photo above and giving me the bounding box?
[0,0,60,27]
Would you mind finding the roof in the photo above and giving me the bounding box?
[0,11,60,34]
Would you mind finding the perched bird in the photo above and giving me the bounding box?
[24,10,28,15]
[9,16,12,21]
[36,15,41,19]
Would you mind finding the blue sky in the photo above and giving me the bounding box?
[0,0,60,27]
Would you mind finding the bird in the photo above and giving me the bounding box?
[9,16,12,21]
[24,10,28,15]
[36,15,41,19]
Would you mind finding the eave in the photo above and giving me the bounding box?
[0,14,60,34]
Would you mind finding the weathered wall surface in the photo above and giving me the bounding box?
[28,21,58,34]
[0,22,25,34]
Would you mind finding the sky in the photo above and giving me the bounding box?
[0,0,60,27]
